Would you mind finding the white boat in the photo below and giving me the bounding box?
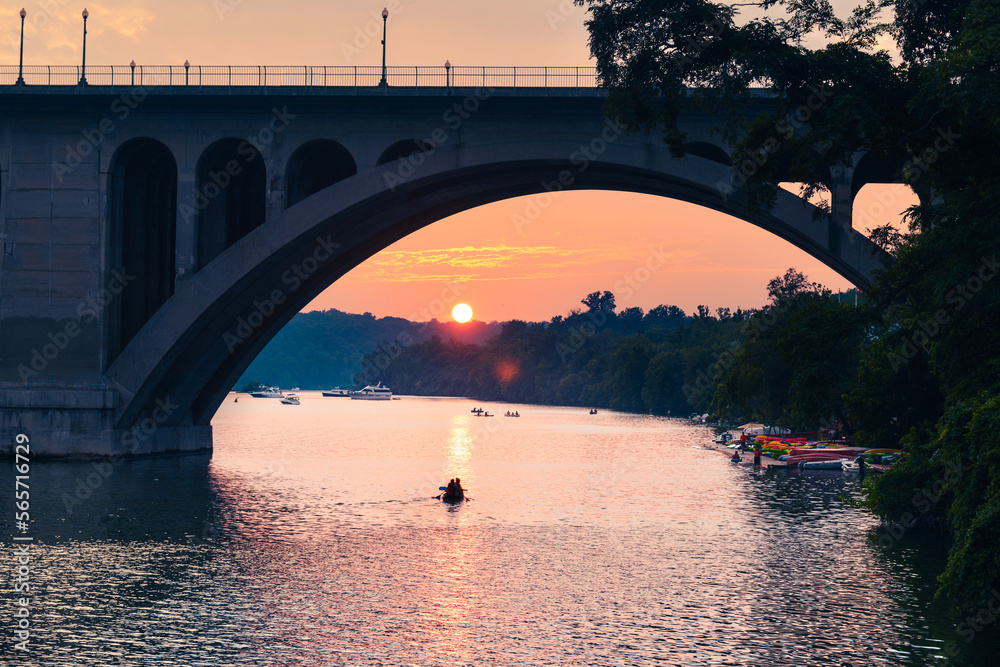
[322,388,352,397]
[349,382,392,400]
[280,394,300,405]
[250,387,284,398]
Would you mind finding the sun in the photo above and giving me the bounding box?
[452,303,473,323]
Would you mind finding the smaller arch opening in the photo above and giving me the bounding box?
[377,139,437,166]
[196,138,266,270]
[686,142,730,165]
[286,139,357,207]
[852,152,906,200]
[109,138,178,356]
[853,183,919,238]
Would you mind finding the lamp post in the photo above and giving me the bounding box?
[79,8,88,86]
[379,7,388,87]
[130,59,136,86]
[445,60,451,93]
[16,8,26,86]
[184,59,190,86]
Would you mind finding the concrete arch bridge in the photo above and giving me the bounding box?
[0,68,897,456]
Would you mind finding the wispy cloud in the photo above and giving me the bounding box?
[339,243,707,284]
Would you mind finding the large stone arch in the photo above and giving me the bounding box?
[107,138,178,359]
[105,136,887,435]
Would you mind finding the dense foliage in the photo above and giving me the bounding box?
[237,309,499,390]
[575,0,1000,616]
[358,292,751,415]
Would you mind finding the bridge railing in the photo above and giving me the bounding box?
[0,65,600,91]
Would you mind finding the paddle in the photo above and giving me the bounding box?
[436,486,472,501]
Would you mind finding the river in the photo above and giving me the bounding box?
[2,395,992,665]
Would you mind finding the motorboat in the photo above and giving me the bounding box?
[250,387,283,398]
[349,382,393,400]
[322,388,352,397]
[280,394,300,405]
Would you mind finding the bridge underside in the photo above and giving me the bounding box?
[107,152,884,443]
[0,93,889,457]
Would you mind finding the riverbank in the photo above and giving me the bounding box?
[703,441,789,468]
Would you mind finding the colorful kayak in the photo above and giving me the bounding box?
[799,460,846,469]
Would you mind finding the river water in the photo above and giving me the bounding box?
[2,395,993,665]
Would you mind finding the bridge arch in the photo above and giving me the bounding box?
[106,135,887,434]
[107,138,178,357]
[286,139,357,208]
[377,139,436,166]
[195,138,266,270]
[686,142,730,165]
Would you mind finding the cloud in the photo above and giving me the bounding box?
[338,243,698,283]
[89,5,156,39]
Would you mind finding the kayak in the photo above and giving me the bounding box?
[441,492,465,503]
[799,460,846,470]
[788,446,869,456]
[785,452,857,465]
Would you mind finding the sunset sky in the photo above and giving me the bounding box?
[7,1,915,322]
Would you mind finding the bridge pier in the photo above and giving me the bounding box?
[1,388,211,458]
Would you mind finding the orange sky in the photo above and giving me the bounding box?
[6,2,914,322]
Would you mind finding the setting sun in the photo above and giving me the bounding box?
[452,303,473,323]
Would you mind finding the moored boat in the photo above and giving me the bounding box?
[250,387,284,398]
[799,459,845,470]
[322,388,352,397]
[280,394,300,405]
[350,382,392,400]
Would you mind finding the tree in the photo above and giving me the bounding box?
[577,0,1000,614]
[581,290,617,314]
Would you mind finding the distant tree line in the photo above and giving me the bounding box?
[358,290,754,415]
[237,309,500,391]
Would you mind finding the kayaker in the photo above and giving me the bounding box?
[445,479,457,496]
[454,478,465,495]
[730,452,742,463]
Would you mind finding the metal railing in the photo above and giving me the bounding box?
[0,65,601,91]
